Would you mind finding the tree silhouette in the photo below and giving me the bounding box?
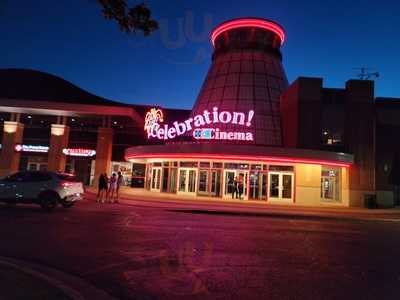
[97,1,158,36]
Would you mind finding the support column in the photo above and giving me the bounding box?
[94,127,113,186]
[0,121,24,177]
[47,124,70,172]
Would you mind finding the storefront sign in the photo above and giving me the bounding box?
[62,148,96,157]
[14,144,49,153]
[144,107,254,141]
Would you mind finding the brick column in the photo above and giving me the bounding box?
[344,80,375,206]
[47,124,70,172]
[93,127,113,186]
[0,121,24,177]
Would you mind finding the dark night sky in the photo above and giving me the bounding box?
[1,0,399,108]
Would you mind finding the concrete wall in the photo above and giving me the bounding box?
[295,164,350,207]
[295,164,321,206]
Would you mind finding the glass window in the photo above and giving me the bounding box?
[212,162,223,169]
[169,168,177,193]
[28,163,38,171]
[241,60,253,73]
[199,162,210,168]
[198,170,209,195]
[162,168,169,192]
[222,86,238,100]
[253,61,265,73]
[56,173,77,182]
[224,163,249,170]
[269,165,294,172]
[240,73,253,86]
[238,86,253,100]
[3,172,25,182]
[210,88,224,101]
[255,87,268,100]
[225,73,240,86]
[321,167,341,202]
[26,172,52,182]
[180,161,198,168]
[229,61,241,73]
[251,164,263,170]
[214,75,226,88]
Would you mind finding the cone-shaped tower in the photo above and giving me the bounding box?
[191,18,288,146]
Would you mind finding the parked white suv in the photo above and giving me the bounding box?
[0,171,84,211]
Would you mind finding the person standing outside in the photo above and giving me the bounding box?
[238,174,244,200]
[97,173,107,203]
[108,173,118,203]
[116,171,124,203]
[232,176,239,199]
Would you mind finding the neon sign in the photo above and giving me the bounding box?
[62,148,96,157]
[14,144,49,153]
[144,108,164,138]
[193,128,253,141]
[145,107,254,141]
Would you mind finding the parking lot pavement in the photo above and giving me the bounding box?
[0,200,400,299]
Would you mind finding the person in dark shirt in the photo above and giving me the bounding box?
[97,173,107,203]
[232,176,239,199]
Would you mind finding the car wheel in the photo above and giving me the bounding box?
[61,200,74,208]
[40,192,59,211]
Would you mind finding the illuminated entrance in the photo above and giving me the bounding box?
[268,172,294,202]
[177,168,197,195]
[151,167,162,192]
[223,170,249,200]
[126,143,353,207]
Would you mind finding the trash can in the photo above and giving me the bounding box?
[364,194,377,209]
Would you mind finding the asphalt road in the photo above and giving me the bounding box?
[0,196,400,300]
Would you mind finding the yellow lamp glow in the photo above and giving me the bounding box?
[51,124,66,136]
[3,121,18,133]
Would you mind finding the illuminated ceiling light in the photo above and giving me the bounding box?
[211,18,286,47]
[3,121,19,133]
[113,121,118,125]
[51,124,66,136]
[323,131,328,135]
[27,115,32,119]
[71,118,75,122]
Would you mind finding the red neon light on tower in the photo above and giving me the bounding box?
[211,18,286,47]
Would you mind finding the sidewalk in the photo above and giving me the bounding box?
[87,187,400,223]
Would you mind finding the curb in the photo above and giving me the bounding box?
[0,256,117,300]
[85,191,400,223]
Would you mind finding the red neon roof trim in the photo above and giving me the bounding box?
[211,18,286,47]
[125,153,351,168]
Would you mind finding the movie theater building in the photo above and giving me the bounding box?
[1,17,399,208]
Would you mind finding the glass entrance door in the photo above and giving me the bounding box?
[268,172,294,201]
[321,176,336,201]
[151,167,161,192]
[177,168,197,195]
[223,170,249,200]
[198,170,209,195]
[210,170,221,197]
[249,172,267,200]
